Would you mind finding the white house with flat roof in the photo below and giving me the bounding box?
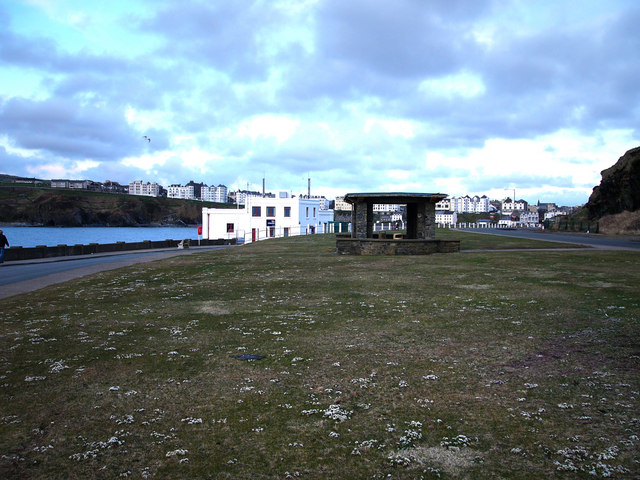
[435,210,457,226]
[202,192,334,243]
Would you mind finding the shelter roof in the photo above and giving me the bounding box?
[344,192,447,204]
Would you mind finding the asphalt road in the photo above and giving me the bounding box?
[460,228,640,250]
[0,245,234,300]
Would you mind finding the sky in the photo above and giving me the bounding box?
[0,0,638,205]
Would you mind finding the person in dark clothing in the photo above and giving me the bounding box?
[0,230,9,263]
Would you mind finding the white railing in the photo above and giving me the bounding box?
[437,223,543,229]
[373,222,406,231]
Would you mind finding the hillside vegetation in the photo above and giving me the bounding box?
[0,186,231,226]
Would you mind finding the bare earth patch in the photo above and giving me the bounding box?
[457,284,491,290]
[411,445,478,476]
[196,301,231,315]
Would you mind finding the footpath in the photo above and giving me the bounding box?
[0,245,232,300]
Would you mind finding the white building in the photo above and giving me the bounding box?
[436,210,458,226]
[471,195,490,213]
[502,198,528,214]
[51,179,91,189]
[518,210,540,226]
[232,190,272,205]
[435,198,451,210]
[129,180,160,197]
[372,203,401,212]
[201,184,228,203]
[334,196,352,211]
[335,197,401,213]
[498,216,516,228]
[437,195,490,213]
[300,195,331,210]
[202,192,334,243]
[167,184,195,200]
[544,210,568,221]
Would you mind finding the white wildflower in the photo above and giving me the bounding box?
[323,404,352,422]
[49,361,69,373]
[166,449,189,457]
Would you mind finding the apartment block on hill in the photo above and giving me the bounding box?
[201,185,228,203]
[436,195,491,213]
[129,180,160,197]
[167,184,195,200]
[167,182,228,202]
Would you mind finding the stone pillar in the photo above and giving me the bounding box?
[352,200,374,238]
[414,200,437,239]
[351,206,357,238]
[416,201,427,239]
[405,201,437,239]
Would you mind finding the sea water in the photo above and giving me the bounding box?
[0,226,199,248]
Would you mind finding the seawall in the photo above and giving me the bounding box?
[2,238,236,261]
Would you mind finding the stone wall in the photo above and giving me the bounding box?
[336,237,460,255]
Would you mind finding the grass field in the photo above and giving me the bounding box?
[1,232,638,479]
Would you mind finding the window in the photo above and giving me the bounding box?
[266,206,275,217]
[226,223,234,233]
[284,206,291,217]
[313,207,316,217]
[252,206,261,217]
[306,207,309,217]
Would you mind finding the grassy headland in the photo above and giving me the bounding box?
[0,185,231,226]
[1,233,638,479]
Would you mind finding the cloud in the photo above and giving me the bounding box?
[0,0,638,206]
[0,97,144,160]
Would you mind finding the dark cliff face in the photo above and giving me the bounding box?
[586,147,640,220]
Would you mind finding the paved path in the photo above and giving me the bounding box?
[459,228,640,250]
[0,245,233,300]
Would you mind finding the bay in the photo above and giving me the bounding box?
[0,226,200,248]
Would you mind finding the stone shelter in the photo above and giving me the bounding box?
[336,192,460,255]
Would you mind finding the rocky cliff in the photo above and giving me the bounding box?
[586,146,640,220]
[0,187,227,226]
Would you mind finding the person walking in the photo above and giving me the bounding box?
[0,230,9,263]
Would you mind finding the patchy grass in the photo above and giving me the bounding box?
[1,233,638,479]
